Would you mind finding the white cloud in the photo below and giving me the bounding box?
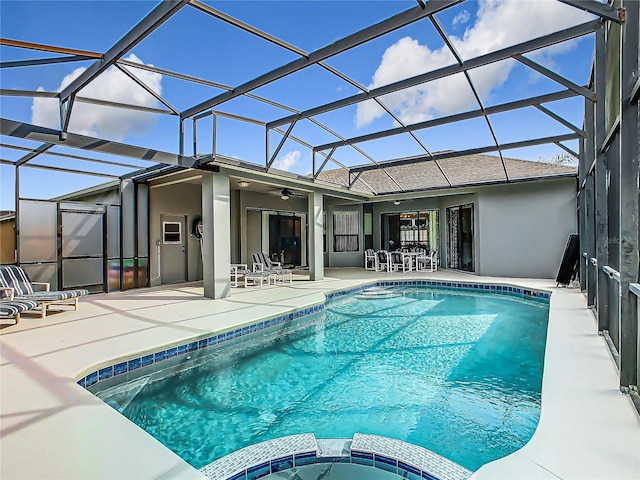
[271,150,300,171]
[31,54,162,142]
[356,0,593,128]
[452,10,471,27]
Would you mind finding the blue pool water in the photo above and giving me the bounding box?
[94,286,549,471]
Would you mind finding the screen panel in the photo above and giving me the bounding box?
[62,258,103,288]
[107,205,121,259]
[18,200,57,262]
[22,263,58,291]
[61,212,103,257]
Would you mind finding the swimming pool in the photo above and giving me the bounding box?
[92,285,549,472]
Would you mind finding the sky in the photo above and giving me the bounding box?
[0,0,596,209]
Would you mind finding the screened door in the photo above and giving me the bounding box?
[447,204,474,272]
[18,200,107,292]
[60,204,105,290]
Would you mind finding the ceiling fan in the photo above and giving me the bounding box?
[270,188,304,200]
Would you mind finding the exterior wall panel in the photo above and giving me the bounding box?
[478,179,577,279]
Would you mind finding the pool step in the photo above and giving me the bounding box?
[316,438,351,458]
[357,287,399,299]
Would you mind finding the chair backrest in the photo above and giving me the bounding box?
[391,252,403,263]
[377,250,389,262]
[251,252,273,269]
[0,265,35,298]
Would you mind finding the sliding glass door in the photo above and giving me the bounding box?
[446,204,474,272]
[381,210,439,252]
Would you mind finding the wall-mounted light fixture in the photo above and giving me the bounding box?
[237,180,250,187]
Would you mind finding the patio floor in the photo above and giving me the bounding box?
[1,268,638,479]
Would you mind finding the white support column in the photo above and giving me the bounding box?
[202,172,231,299]
[308,191,324,281]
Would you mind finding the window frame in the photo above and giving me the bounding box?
[162,221,182,244]
[332,211,359,253]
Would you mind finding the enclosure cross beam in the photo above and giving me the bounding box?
[181,0,462,119]
[269,20,601,129]
[348,134,581,174]
[58,0,190,104]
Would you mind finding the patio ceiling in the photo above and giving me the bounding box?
[0,0,623,202]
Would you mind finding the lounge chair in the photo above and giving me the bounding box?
[416,251,438,272]
[252,252,293,284]
[0,265,88,318]
[390,251,412,272]
[251,252,283,274]
[364,249,376,270]
[0,287,39,323]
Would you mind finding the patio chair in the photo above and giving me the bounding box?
[230,264,250,288]
[390,251,412,273]
[0,287,40,324]
[251,252,293,284]
[364,249,376,270]
[0,265,88,319]
[416,250,438,272]
[251,252,284,277]
[375,250,391,272]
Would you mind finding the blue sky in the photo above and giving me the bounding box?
[0,0,595,209]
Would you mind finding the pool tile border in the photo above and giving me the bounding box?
[77,280,549,389]
[199,433,472,480]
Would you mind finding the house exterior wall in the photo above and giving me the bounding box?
[68,190,120,205]
[230,190,240,264]
[324,202,363,267]
[149,182,203,285]
[476,178,577,279]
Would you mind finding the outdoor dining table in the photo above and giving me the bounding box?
[397,251,425,270]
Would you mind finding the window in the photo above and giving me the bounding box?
[333,211,359,252]
[163,221,181,244]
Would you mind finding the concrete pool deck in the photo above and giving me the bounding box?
[1,269,638,479]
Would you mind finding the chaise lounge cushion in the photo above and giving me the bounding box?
[21,290,89,301]
[0,299,40,318]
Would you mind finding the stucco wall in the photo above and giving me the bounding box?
[149,182,203,285]
[66,190,120,205]
[325,202,363,268]
[477,178,576,279]
[230,190,240,263]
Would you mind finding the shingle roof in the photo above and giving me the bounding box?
[316,154,576,194]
